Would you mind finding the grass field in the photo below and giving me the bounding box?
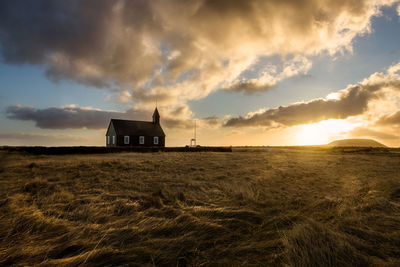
[0,148,400,266]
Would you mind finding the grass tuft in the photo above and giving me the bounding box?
[0,149,399,265]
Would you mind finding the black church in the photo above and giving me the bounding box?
[105,108,165,147]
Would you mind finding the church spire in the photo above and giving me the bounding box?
[152,107,160,125]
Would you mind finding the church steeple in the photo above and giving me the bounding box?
[152,107,160,125]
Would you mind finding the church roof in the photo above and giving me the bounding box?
[109,119,165,136]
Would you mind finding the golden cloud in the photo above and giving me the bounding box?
[0,0,398,110]
[225,62,400,127]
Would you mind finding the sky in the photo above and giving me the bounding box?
[1,0,400,147]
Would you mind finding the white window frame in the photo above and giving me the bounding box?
[139,136,145,145]
[107,136,110,145]
[153,136,159,145]
[112,136,116,145]
[124,136,130,144]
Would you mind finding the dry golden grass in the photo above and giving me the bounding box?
[0,148,399,266]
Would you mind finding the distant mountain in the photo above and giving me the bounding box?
[327,139,387,147]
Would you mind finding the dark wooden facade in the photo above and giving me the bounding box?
[106,108,166,147]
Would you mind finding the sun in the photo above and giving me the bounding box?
[294,119,357,145]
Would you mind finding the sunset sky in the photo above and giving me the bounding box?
[1,0,400,147]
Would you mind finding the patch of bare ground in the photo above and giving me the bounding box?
[0,148,399,266]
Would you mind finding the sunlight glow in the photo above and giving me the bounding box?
[326,92,340,100]
[295,119,357,145]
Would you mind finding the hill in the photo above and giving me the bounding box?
[327,138,386,147]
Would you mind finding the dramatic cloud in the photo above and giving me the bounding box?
[6,105,127,129]
[0,0,398,107]
[225,62,400,127]
[5,104,196,130]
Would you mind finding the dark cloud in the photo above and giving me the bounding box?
[224,65,400,127]
[0,0,161,88]
[225,85,377,127]
[6,105,135,129]
[202,116,221,127]
[5,105,192,130]
[224,81,274,95]
[162,118,193,129]
[0,0,394,101]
